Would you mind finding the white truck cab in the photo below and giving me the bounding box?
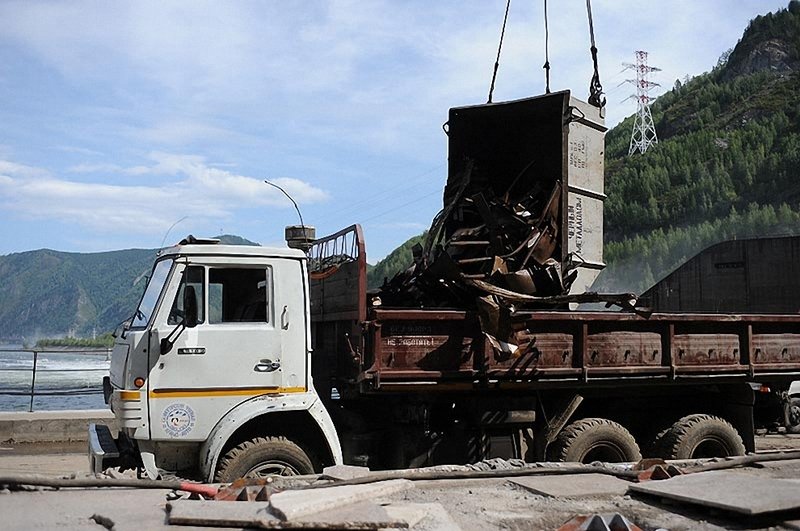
[90,237,342,481]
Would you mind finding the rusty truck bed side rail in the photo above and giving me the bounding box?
[361,309,800,389]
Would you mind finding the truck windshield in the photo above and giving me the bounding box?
[131,259,173,328]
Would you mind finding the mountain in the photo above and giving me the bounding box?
[594,1,800,292]
[0,235,257,341]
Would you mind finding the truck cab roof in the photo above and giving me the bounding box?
[158,239,306,260]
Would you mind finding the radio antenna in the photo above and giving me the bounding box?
[158,215,188,253]
[264,180,306,229]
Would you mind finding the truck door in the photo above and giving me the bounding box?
[146,258,307,441]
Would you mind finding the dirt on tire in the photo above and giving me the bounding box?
[215,435,314,482]
[656,414,745,459]
[548,417,641,463]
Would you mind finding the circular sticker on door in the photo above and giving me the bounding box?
[161,403,196,437]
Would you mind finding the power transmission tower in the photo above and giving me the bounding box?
[623,51,660,155]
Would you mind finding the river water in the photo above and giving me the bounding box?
[0,346,110,411]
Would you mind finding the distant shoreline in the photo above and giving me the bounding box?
[0,337,114,350]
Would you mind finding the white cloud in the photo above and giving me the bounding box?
[0,160,49,179]
[55,145,103,157]
[0,155,328,235]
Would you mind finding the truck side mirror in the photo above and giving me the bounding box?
[160,337,173,356]
[184,285,198,328]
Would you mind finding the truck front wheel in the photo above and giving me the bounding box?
[215,436,315,482]
[548,418,641,463]
[656,414,745,459]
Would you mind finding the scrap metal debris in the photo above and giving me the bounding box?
[373,93,645,351]
[557,513,642,531]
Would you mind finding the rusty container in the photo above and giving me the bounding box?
[446,91,606,295]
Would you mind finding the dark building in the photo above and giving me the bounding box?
[640,236,800,313]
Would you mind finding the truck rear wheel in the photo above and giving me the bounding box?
[548,418,641,463]
[656,414,745,459]
[215,436,315,482]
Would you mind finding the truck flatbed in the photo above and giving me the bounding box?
[309,225,800,394]
[365,308,800,388]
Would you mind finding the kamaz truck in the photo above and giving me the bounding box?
[89,92,800,481]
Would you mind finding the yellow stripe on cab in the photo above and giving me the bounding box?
[148,387,306,399]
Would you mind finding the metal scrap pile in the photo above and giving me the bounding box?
[377,165,583,307]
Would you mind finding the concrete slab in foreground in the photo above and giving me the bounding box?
[269,479,414,520]
[509,473,631,498]
[630,470,800,515]
[0,410,117,443]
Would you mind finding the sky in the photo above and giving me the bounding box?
[0,0,791,262]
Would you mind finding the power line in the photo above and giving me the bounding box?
[357,187,443,225]
[312,164,444,224]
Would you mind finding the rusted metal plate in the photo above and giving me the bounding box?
[372,320,480,373]
[752,334,800,364]
[585,332,661,367]
[361,309,800,387]
[673,334,739,366]
[488,333,574,370]
[557,513,642,531]
[512,311,800,323]
[380,334,474,371]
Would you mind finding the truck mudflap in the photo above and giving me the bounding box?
[88,423,120,474]
[87,423,141,474]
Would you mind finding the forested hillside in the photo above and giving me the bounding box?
[595,1,800,291]
[367,232,426,289]
[0,235,256,341]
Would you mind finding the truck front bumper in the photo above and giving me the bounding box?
[87,423,120,474]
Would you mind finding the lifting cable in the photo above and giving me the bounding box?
[488,0,603,107]
[542,0,551,93]
[487,0,512,103]
[585,0,605,108]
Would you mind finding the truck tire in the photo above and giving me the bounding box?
[215,436,315,482]
[657,414,745,459]
[548,418,641,463]
[785,397,800,434]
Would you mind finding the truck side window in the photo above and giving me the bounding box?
[208,268,271,324]
[168,266,205,325]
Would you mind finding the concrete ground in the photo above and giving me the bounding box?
[1,435,800,530]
